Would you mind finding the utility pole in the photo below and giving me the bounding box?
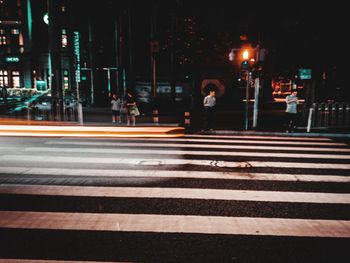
[74,31,83,125]
[245,71,250,130]
[114,18,120,95]
[170,14,176,104]
[47,0,63,120]
[117,15,126,98]
[253,77,260,128]
[88,19,95,105]
[127,3,135,92]
[150,3,158,99]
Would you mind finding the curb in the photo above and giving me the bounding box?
[191,130,350,139]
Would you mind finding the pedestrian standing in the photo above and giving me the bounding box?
[285,91,299,132]
[125,92,139,126]
[111,94,122,123]
[1,86,8,104]
[203,90,216,131]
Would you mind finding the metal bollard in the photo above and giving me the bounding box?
[330,103,337,127]
[184,111,191,127]
[27,106,31,123]
[338,103,344,127]
[153,110,159,125]
[307,107,313,133]
[316,103,323,127]
[312,103,317,127]
[345,103,350,126]
[324,103,330,127]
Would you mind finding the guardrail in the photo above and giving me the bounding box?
[307,102,350,131]
[30,105,78,122]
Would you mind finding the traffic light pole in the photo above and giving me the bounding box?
[253,77,260,128]
[245,70,250,130]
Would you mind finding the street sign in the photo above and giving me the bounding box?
[74,31,81,83]
[5,57,19,62]
[299,68,312,80]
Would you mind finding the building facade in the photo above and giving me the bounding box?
[0,0,75,98]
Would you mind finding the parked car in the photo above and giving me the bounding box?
[32,95,53,112]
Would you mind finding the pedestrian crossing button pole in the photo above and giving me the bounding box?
[184,111,191,127]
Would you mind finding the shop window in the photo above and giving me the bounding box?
[63,70,69,90]
[62,29,68,48]
[0,70,9,87]
[0,36,7,45]
[19,32,23,45]
[12,71,20,88]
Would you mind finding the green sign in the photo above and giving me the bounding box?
[36,80,47,91]
[74,31,81,83]
[6,57,20,62]
[299,68,312,80]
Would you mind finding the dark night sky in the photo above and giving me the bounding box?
[48,0,347,80]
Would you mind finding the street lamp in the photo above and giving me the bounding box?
[242,49,249,60]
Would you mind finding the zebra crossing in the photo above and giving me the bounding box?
[0,134,349,262]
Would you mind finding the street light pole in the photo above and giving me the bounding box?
[242,49,250,130]
[47,0,63,121]
[245,70,250,130]
[88,19,95,105]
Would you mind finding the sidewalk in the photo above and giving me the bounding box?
[1,106,349,139]
[82,107,350,139]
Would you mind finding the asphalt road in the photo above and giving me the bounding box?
[0,135,349,262]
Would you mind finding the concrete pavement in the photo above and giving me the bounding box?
[1,105,349,138]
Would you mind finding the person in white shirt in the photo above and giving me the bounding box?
[285,91,299,132]
[203,90,216,130]
[111,94,122,123]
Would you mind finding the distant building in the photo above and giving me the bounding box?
[0,0,74,94]
[0,0,30,89]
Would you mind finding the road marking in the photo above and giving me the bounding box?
[1,211,349,238]
[45,141,350,152]
[1,184,350,204]
[1,155,350,169]
[1,167,349,183]
[23,147,350,160]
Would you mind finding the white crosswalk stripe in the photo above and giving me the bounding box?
[0,167,349,182]
[20,146,350,159]
[1,184,349,204]
[2,155,350,169]
[45,140,350,152]
[1,211,349,238]
[0,134,349,261]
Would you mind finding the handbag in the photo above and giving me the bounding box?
[129,105,140,116]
